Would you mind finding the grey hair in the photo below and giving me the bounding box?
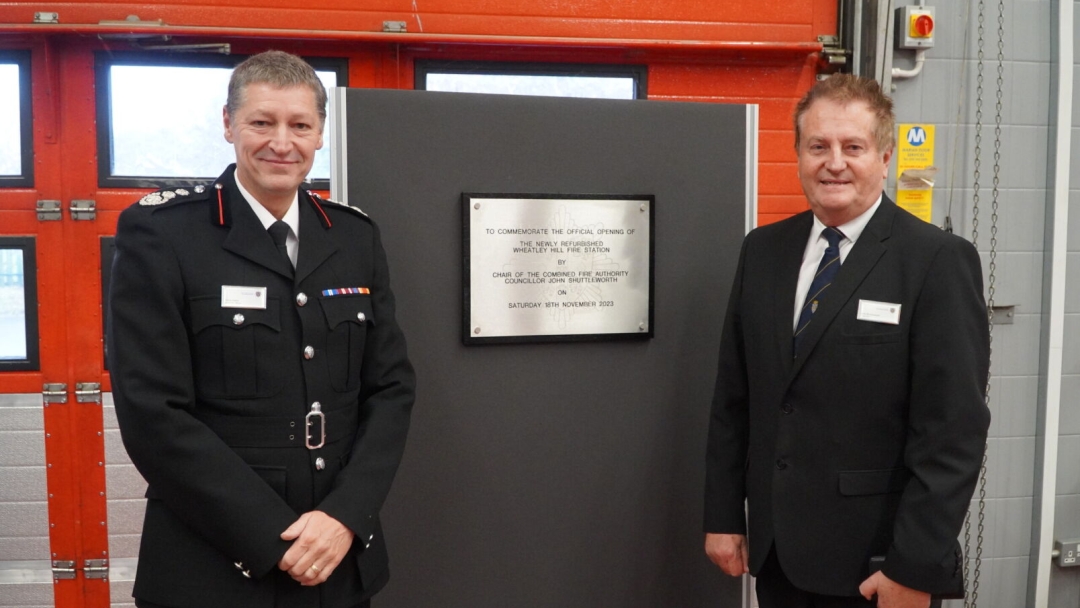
[226,50,327,125]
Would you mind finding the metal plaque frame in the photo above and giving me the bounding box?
[463,193,654,345]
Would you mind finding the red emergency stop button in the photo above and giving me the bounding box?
[911,13,934,38]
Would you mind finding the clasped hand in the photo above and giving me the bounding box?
[278,510,354,586]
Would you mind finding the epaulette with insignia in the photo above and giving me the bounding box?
[309,190,370,219]
[138,184,209,207]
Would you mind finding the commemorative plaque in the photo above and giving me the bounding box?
[463,194,654,344]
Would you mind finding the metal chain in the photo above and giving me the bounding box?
[970,1,984,251]
[963,4,986,605]
[965,1,1003,605]
[972,4,1005,606]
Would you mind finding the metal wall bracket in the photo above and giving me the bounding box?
[382,20,407,33]
[83,559,109,579]
[98,15,165,27]
[36,200,62,221]
[75,383,102,404]
[52,561,76,580]
[70,200,97,221]
[990,305,1015,325]
[42,383,68,404]
[131,41,231,54]
[818,34,848,65]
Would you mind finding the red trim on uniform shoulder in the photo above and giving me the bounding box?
[216,185,225,226]
[309,194,333,229]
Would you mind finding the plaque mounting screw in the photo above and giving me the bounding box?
[639,322,646,331]
[640,204,647,212]
[474,203,481,210]
[474,327,481,334]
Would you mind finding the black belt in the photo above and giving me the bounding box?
[193,407,358,449]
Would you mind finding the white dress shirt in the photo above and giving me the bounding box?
[792,195,883,330]
[235,172,300,267]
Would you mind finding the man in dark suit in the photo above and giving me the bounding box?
[703,74,990,608]
[107,50,415,608]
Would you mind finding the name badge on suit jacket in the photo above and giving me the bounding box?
[220,285,268,309]
[857,299,901,325]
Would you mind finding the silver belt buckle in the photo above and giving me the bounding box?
[305,403,326,450]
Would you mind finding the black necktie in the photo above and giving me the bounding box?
[794,226,844,352]
[268,220,293,268]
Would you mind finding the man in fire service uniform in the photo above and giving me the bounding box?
[107,50,415,608]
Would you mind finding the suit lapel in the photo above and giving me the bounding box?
[773,212,814,368]
[789,199,897,379]
[220,178,295,280]
[295,193,340,284]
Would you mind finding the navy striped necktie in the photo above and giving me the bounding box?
[794,226,844,353]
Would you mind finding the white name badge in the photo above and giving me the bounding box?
[221,285,268,310]
[857,299,901,325]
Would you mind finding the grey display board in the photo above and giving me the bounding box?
[333,88,754,607]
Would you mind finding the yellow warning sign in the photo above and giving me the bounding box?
[896,189,932,222]
[895,124,935,223]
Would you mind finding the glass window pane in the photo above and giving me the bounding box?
[0,249,26,360]
[426,73,636,100]
[108,65,337,180]
[0,63,22,176]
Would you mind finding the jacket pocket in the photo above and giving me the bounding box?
[838,330,902,345]
[189,296,283,398]
[320,295,374,392]
[838,467,909,496]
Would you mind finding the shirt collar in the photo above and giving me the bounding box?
[234,170,299,237]
[811,194,882,244]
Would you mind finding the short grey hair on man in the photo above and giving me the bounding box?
[226,50,328,126]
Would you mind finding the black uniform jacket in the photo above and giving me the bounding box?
[704,199,990,597]
[107,166,416,608]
